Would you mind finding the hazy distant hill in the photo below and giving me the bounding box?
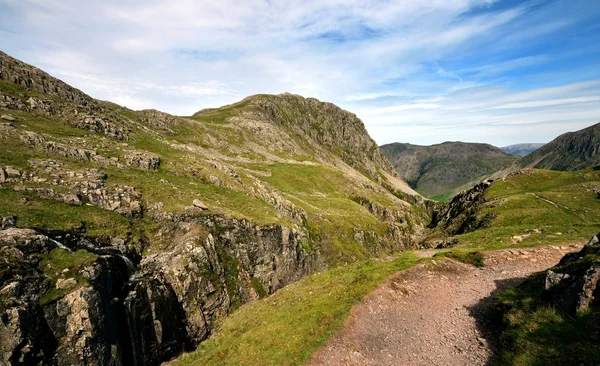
[380,141,519,200]
[520,122,600,170]
[501,143,545,156]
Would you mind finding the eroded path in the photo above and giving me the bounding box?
[310,244,582,366]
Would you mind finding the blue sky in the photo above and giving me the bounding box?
[1,0,599,146]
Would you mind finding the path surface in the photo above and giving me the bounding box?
[310,244,582,366]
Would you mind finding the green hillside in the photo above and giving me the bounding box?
[381,141,519,200]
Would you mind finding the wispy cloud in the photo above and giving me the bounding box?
[0,0,599,145]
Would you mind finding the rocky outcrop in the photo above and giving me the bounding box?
[541,235,600,315]
[124,151,160,170]
[428,179,494,235]
[0,215,316,365]
[0,51,128,140]
[230,93,399,185]
[137,109,181,135]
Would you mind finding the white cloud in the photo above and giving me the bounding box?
[0,0,598,146]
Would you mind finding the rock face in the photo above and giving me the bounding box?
[380,141,518,199]
[541,236,600,315]
[520,122,600,170]
[204,93,400,187]
[0,216,314,365]
[428,179,494,234]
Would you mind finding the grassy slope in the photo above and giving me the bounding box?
[175,252,420,366]
[0,79,421,264]
[175,168,600,366]
[447,169,600,252]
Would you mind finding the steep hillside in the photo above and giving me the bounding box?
[425,168,600,250]
[0,51,427,365]
[520,122,600,170]
[380,141,519,200]
[501,143,545,156]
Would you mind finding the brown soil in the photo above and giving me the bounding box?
[310,244,583,366]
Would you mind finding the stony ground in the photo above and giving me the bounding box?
[310,243,583,366]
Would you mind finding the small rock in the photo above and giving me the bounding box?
[1,216,17,229]
[56,278,77,290]
[545,270,570,290]
[192,199,209,210]
[4,167,21,178]
[1,114,16,121]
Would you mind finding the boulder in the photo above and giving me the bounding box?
[1,114,16,121]
[192,199,209,210]
[56,278,77,290]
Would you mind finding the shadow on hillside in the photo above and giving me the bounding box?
[466,276,527,366]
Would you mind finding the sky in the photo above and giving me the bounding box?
[1,0,599,146]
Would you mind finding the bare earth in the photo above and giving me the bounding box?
[310,244,583,366]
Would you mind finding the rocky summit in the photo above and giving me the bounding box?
[0,51,430,365]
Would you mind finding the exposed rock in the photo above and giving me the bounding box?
[208,174,223,186]
[428,179,494,236]
[192,199,208,210]
[588,232,600,245]
[137,109,181,135]
[0,216,317,365]
[56,277,77,290]
[4,167,21,178]
[1,216,17,229]
[544,270,570,290]
[522,235,600,316]
[1,114,15,121]
[124,151,161,170]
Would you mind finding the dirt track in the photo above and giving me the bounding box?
[310,244,582,366]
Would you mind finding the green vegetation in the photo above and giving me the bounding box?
[496,274,600,365]
[0,188,131,237]
[435,250,484,267]
[38,248,98,305]
[175,252,419,366]
[447,169,600,251]
[381,141,519,200]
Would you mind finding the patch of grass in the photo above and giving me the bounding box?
[435,250,484,267]
[0,188,132,238]
[175,252,420,366]
[496,273,600,365]
[38,248,98,305]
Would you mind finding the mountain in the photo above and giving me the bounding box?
[501,143,545,156]
[520,122,600,170]
[380,141,519,200]
[0,51,428,365]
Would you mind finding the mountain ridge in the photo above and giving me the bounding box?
[501,143,545,156]
[520,122,600,170]
[0,50,428,365]
[380,141,519,200]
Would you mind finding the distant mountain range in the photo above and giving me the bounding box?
[380,142,519,200]
[520,122,600,170]
[501,143,545,156]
